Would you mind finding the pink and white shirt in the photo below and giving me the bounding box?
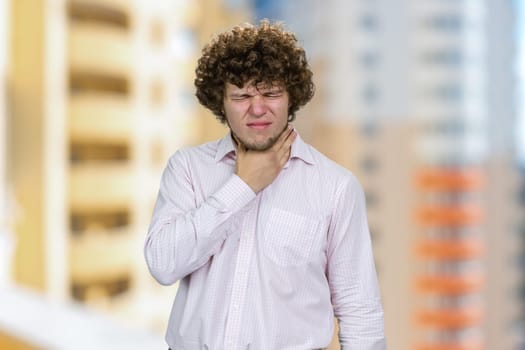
[144,133,386,350]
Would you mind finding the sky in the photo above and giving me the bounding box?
[516,0,525,164]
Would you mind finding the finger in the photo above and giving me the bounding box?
[279,128,296,151]
[278,143,292,166]
[277,131,296,163]
[273,125,294,151]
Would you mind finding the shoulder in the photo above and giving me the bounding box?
[167,139,222,166]
[302,143,367,208]
[300,143,366,215]
[306,143,361,187]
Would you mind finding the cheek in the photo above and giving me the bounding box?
[225,117,244,134]
[278,104,290,119]
[224,106,241,123]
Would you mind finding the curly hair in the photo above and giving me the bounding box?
[194,20,315,123]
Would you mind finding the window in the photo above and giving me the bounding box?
[72,277,131,302]
[427,118,467,136]
[431,83,463,102]
[425,14,463,32]
[360,51,380,68]
[68,2,130,29]
[423,49,463,66]
[71,210,130,234]
[70,72,129,95]
[365,190,379,207]
[361,155,379,173]
[360,13,379,31]
[360,121,380,137]
[70,142,129,163]
[362,83,380,103]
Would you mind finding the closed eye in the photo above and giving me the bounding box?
[230,94,251,101]
[264,91,283,98]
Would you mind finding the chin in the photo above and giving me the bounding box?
[244,139,276,151]
[237,125,288,151]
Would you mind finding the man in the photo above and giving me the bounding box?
[144,20,386,350]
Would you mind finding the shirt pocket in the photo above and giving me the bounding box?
[262,208,320,266]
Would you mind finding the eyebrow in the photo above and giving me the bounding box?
[228,92,250,98]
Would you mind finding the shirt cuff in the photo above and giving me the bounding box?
[212,174,256,213]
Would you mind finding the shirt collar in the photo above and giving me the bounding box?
[214,131,315,166]
[215,132,237,163]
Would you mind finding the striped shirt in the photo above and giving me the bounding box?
[144,133,386,350]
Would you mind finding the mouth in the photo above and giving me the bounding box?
[247,122,272,130]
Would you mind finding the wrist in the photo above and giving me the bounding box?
[235,173,259,193]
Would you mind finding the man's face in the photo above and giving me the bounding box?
[223,82,290,151]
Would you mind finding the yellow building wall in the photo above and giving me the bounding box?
[10,0,47,291]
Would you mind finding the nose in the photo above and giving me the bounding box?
[249,95,267,117]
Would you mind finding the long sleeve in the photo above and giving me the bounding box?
[326,176,387,349]
[144,150,255,285]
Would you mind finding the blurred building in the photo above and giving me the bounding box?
[518,165,525,350]
[0,0,11,288]
[484,1,524,348]
[7,0,193,330]
[2,0,522,349]
[1,0,250,348]
[256,0,523,349]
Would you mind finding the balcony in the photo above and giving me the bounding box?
[68,23,132,77]
[415,205,483,226]
[414,307,483,329]
[69,228,134,284]
[69,164,133,211]
[415,273,484,295]
[69,0,131,16]
[414,340,483,350]
[415,239,484,260]
[69,94,132,143]
[414,168,484,191]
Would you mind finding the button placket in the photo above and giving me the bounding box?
[223,196,259,349]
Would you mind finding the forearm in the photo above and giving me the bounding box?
[144,174,255,285]
[328,176,387,349]
[336,298,386,350]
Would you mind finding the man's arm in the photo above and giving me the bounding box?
[326,176,387,349]
[144,128,296,286]
[144,150,255,285]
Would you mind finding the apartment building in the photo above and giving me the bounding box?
[517,165,525,350]
[256,0,523,349]
[6,0,185,330]
[4,0,248,341]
